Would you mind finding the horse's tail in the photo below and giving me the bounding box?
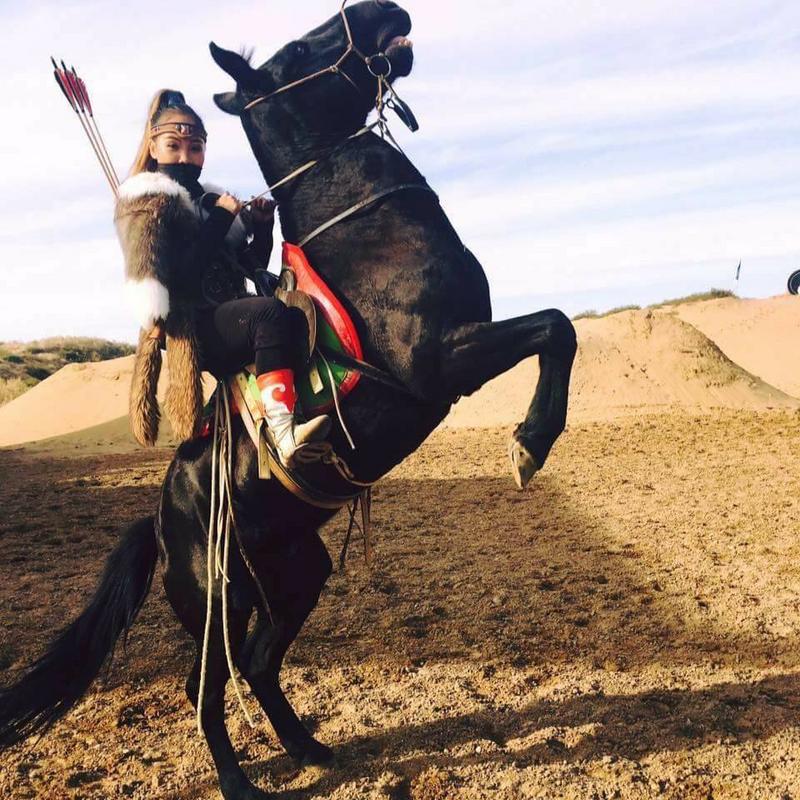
[0,516,157,748]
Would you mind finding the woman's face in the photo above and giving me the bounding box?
[148,112,206,167]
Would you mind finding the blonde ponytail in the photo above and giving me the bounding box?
[129,89,206,177]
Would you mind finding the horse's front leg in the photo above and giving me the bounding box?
[239,531,333,765]
[438,308,577,488]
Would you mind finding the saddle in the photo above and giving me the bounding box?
[201,243,371,511]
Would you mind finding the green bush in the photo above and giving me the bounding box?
[604,304,641,315]
[0,337,135,390]
[26,366,51,381]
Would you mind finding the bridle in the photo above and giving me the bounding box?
[242,0,396,114]
[239,0,434,243]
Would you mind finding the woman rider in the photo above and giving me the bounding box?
[114,89,330,467]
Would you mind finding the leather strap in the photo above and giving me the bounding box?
[298,183,437,247]
[316,343,414,396]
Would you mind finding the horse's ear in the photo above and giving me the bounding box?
[213,92,243,115]
[209,42,266,91]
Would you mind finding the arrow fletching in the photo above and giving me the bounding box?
[60,60,83,112]
[52,57,77,110]
[77,76,93,116]
[71,66,93,116]
[53,69,77,111]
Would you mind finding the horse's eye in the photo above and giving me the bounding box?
[293,41,308,59]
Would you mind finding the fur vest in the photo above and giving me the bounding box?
[114,171,254,446]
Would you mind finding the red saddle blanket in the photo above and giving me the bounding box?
[283,243,363,414]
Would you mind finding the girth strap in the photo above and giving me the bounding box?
[298,183,438,247]
[317,343,414,396]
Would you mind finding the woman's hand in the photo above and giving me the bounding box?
[249,197,277,227]
[215,192,242,215]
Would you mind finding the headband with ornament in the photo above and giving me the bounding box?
[150,120,208,141]
[150,90,207,141]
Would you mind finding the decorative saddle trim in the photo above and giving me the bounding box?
[198,244,385,511]
[282,243,363,415]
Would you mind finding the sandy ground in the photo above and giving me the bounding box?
[2,408,800,799]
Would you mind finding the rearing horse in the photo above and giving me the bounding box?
[0,3,576,799]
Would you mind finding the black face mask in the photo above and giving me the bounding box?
[157,163,203,194]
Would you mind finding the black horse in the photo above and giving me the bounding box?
[0,3,576,798]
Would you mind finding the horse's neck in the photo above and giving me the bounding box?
[270,133,421,246]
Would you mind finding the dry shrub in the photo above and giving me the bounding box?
[573,289,735,321]
[650,288,735,308]
[0,378,30,407]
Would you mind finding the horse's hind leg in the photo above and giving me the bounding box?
[240,531,333,765]
[438,309,577,488]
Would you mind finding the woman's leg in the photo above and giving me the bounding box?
[195,296,303,378]
[196,297,330,466]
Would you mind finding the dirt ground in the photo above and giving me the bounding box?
[1,409,800,799]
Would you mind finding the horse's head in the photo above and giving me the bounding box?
[211,1,413,138]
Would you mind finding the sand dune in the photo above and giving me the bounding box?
[570,305,796,417]
[671,295,800,398]
[444,299,797,428]
[0,295,796,449]
[0,357,215,449]
[0,356,143,449]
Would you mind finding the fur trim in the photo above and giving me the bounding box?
[118,171,193,209]
[129,329,163,447]
[164,312,203,442]
[114,189,199,285]
[124,277,170,330]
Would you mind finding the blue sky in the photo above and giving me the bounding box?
[1,0,799,343]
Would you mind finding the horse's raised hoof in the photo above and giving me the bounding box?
[508,437,540,490]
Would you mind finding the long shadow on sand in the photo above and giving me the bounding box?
[300,473,797,675]
[2,448,798,799]
[251,670,800,798]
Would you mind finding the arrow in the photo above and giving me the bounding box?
[71,65,120,186]
[52,57,119,196]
